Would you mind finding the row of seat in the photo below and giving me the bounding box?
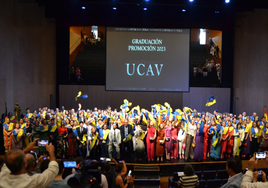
[169,168,268,188]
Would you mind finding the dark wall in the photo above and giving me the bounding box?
[233,9,268,116]
[0,0,57,154]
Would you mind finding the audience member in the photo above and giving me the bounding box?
[221,157,243,188]
[177,164,199,188]
[103,158,117,188]
[241,152,268,188]
[0,139,59,188]
[91,161,108,188]
[114,160,132,188]
[46,161,71,188]
[25,153,36,176]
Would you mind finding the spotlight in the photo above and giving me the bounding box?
[189,0,194,2]
[225,0,230,3]
[182,9,186,12]
[81,6,86,9]
[113,7,117,10]
[145,0,149,1]
[215,11,220,13]
[143,7,147,10]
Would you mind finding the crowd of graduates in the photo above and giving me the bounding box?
[2,100,268,163]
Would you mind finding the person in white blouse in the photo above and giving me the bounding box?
[241,152,268,188]
[183,115,197,161]
[108,123,121,159]
[178,123,186,159]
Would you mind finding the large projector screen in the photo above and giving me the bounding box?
[106,27,190,92]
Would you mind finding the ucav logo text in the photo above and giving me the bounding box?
[126,63,163,76]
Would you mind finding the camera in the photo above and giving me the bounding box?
[68,160,102,188]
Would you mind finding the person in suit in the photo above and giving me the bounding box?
[221,157,243,188]
[76,121,88,158]
[108,123,121,159]
[98,123,110,158]
[120,119,133,161]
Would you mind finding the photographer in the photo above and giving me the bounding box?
[114,160,132,188]
[103,158,117,188]
[47,161,71,188]
[241,152,268,188]
[0,138,59,188]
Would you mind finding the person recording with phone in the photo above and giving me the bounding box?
[114,160,132,188]
[241,151,268,188]
[0,139,59,188]
[46,161,71,188]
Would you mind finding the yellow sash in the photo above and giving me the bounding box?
[228,126,234,133]
[80,134,87,143]
[91,134,98,147]
[103,129,110,140]
[149,113,156,126]
[140,131,145,140]
[236,137,241,156]
[212,133,219,147]
[21,123,26,129]
[129,121,134,129]
[245,124,252,133]
[223,127,228,135]
[50,124,57,132]
[44,125,49,131]
[126,134,132,142]
[57,112,62,127]
[17,129,24,142]
[8,123,14,131]
[28,113,33,119]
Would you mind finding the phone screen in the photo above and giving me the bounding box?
[63,161,77,168]
[255,152,267,159]
[38,140,48,147]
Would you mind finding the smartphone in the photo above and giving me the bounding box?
[43,157,47,160]
[128,170,132,177]
[100,157,105,161]
[106,158,111,162]
[255,152,267,159]
[63,161,77,168]
[258,171,262,175]
[38,140,48,147]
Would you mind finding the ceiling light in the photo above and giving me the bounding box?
[225,0,230,3]
[81,6,86,9]
[182,9,186,12]
[113,7,117,10]
[143,8,147,10]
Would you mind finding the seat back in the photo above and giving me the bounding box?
[199,180,206,188]
[203,170,217,180]
[195,171,203,180]
[207,179,222,188]
[217,170,229,179]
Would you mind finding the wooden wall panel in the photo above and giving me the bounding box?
[233,9,268,116]
[59,85,183,110]
[183,87,231,113]
[59,86,230,113]
[0,0,56,115]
